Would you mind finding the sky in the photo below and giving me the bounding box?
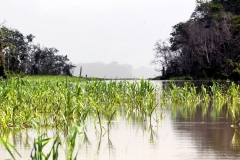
[1,0,196,78]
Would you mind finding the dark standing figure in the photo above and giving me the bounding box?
[162,66,165,77]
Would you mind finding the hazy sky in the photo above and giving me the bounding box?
[1,0,196,74]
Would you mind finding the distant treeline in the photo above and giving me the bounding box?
[0,26,75,77]
[152,0,240,80]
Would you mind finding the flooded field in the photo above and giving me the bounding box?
[1,79,240,159]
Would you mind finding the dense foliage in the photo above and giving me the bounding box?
[152,0,240,80]
[0,26,75,77]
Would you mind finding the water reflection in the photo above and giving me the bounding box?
[171,102,240,155]
[231,129,240,149]
[1,104,240,159]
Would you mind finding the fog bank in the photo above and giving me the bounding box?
[72,61,159,79]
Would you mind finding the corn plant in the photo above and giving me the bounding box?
[0,137,21,160]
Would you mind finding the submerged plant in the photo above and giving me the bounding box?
[63,126,81,160]
[30,134,57,160]
[0,137,21,160]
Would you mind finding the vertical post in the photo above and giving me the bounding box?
[79,66,82,77]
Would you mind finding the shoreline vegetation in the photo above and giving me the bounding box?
[1,2,240,81]
[151,0,240,81]
[149,75,224,81]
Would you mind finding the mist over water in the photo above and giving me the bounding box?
[73,61,159,78]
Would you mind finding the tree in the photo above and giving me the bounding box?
[28,44,75,76]
[0,40,5,78]
[0,22,6,78]
[151,40,181,78]
[0,26,75,76]
[152,0,240,80]
[0,26,34,72]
